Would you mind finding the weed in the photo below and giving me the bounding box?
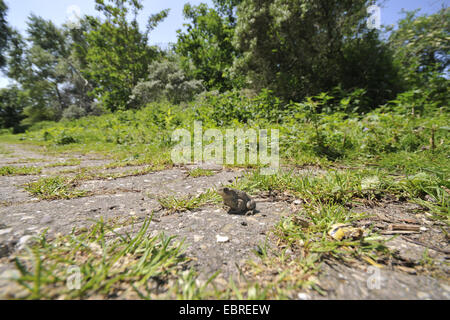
[0,166,42,176]
[157,190,221,214]
[9,218,190,299]
[25,177,87,200]
[187,168,215,178]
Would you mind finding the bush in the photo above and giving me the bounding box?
[62,105,87,120]
[130,60,204,107]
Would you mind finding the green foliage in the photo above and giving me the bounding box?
[0,85,27,133]
[0,0,10,69]
[62,105,87,120]
[25,176,88,200]
[0,165,41,176]
[11,218,189,299]
[157,190,220,214]
[6,15,96,126]
[389,8,450,87]
[176,2,238,91]
[194,89,288,126]
[187,168,215,178]
[231,0,398,106]
[130,58,204,106]
[84,0,169,111]
[340,30,403,110]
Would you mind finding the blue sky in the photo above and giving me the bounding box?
[1,0,449,87]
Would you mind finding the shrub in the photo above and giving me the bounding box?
[62,105,87,120]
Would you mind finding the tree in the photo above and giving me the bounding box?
[340,30,402,110]
[0,0,10,69]
[7,20,67,124]
[389,8,450,87]
[213,0,243,25]
[176,1,241,91]
[6,15,96,125]
[231,0,389,103]
[83,0,169,111]
[0,86,28,132]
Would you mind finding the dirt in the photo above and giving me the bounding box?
[0,143,448,300]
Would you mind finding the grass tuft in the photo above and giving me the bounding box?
[0,166,42,176]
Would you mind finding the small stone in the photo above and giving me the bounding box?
[417,292,430,299]
[129,211,136,216]
[0,269,20,280]
[440,283,450,292]
[40,216,53,224]
[297,293,310,300]
[241,222,248,226]
[216,235,230,243]
[193,235,204,242]
[0,228,12,236]
[293,200,302,205]
[17,235,33,250]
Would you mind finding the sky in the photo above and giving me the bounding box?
[1,0,449,87]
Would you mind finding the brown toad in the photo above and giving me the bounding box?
[217,187,256,215]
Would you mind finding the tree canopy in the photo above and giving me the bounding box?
[0,0,448,130]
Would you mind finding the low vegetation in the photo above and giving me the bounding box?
[157,190,221,214]
[0,165,41,176]
[25,176,88,200]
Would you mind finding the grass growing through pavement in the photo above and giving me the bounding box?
[0,166,42,176]
[23,163,169,200]
[44,159,81,168]
[187,168,215,178]
[8,167,449,299]
[6,216,283,300]
[25,176,88,200]
[157,189,221,214]
[236,169,449,223]
[9,218,193,299]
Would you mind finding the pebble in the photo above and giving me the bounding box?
[17,235,33,250]
[40,216,53,224]
[417,292,430,299]
[297,293,311,300]
[0,228,13,235]
[440,283,450,292]
[0,269,20,280]
[216,235,230,243]
[193,235,204,242]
